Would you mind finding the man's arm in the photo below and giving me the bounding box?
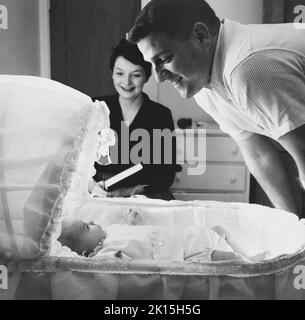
[236,133,300,214]
[278,124,305,191]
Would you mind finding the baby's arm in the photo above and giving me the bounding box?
[211,225,250,260]
[211,250,245,261]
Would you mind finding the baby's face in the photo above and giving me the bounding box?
[66,220,106,254]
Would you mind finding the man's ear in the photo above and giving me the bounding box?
[192,22,211,45]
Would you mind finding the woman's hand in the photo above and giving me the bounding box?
[106,186,137,198]
[106,185,147,198]
[88,179,98,193]
[89,180,108,197]
[90,182,147,198]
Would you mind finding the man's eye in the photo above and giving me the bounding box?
[160,56,172,64]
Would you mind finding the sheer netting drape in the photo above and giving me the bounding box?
[0,75,111,259]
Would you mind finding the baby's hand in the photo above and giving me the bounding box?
[126,209,142,225]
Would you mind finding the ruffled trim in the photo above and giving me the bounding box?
[39,103,101,257]
[2,247,305,277]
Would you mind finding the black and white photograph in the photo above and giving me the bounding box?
[1,0,305,303]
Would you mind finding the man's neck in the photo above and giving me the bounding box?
[207,24,221,87]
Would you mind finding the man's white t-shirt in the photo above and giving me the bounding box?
[194,19,305,141]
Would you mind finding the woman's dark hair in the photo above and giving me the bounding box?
[128,0,220,43]
[109,38,152,81]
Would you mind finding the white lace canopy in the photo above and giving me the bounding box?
[0,75,114,259]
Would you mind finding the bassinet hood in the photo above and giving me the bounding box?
[0,75,114,259]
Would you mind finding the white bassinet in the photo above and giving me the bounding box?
[1,75,305,300]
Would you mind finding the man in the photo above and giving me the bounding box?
[127,0,305,216]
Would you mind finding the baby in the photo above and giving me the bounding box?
[58,213,251,262]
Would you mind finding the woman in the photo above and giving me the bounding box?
[92,39,179,200]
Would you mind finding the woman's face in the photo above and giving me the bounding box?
[112,56,147,100]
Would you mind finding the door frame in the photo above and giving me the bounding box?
[39,0,51,78]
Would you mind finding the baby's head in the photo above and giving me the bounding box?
[58,219,106,256]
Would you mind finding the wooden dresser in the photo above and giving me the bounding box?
[144,61,250,203]
[171,126,250,202]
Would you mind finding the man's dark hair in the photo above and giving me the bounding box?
[110,38,152,80]
[127,0,220,43]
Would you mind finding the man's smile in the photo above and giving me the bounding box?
[171,76,183,88]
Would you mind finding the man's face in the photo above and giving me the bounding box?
[137,31,212,98]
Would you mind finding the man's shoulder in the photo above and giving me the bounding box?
[229,49,304,86]
[221,20,305,79]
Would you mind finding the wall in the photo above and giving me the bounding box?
[0,0,41,75]
[143,0,263,22]
[207,0,263,24]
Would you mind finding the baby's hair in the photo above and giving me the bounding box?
[58,220,83,255]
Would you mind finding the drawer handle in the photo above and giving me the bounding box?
[230,177,237,184]
[188,160,199,166]
[231,147,239,155]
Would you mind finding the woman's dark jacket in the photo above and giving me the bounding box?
[92,93,179,193]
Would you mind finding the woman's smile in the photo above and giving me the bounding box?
[112,56,147,101]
